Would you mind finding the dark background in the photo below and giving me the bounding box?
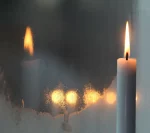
[0,0,134,104]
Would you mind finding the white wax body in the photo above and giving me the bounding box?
[116,58,136,133]
[21,59,44,110]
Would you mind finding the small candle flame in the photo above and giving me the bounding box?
[24,27,34,56]
[124,21,130,59]
[51,89,65,105]
[66,90,78,105]
[83,88,101,105]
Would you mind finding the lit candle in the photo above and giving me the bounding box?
[21,27,46,110]
[116,22,136,133]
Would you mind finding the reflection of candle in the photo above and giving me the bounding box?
[21,27,46,110]
[116,22,136,133]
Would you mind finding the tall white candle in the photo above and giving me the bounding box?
[116,22,136,133]
[21,27,46,110]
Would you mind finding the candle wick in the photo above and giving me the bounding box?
[126,52,128,60]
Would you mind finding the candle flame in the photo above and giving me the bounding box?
[24,27,34,56]
[83,88,101,106]
[66,90,78,105]
[51,89,65,105]
[124,21,130,58]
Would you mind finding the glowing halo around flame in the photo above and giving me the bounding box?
[83,88,101,106]
[136,95,138,101]
[136,93,139,103]
[51,89,65,105]
[105,91,116,104]
[66,90,78,105]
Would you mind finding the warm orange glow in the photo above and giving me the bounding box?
[136,95,138,102]
[105,91,116,104]
[51,89,65,105]
[66,90,78,105]
[124,21,130,58]
[83,88,101,105]
[24,27,34,56]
